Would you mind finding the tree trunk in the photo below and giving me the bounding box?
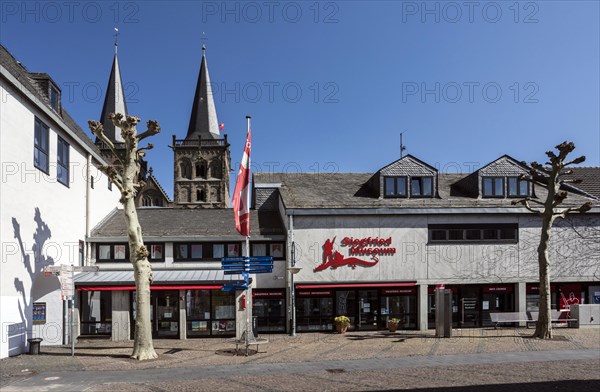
[125,197,157,360]
[533,213,554,339]
[123,132,157,360]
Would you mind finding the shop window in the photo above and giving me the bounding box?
[186,290,211,337]
[253,290,286,332]
[80,291,112,335]
[211,291,236,335]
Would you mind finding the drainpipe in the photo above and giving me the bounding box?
[85,153,92,266]
[288,214,297,336]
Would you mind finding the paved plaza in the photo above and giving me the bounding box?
[1,328,599,391]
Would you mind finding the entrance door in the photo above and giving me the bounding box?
[357,290,378,330]
[154,290,179,338]
[460,287,479,327]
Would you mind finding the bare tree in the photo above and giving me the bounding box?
[89,113,160,360]
[512,141,592,339]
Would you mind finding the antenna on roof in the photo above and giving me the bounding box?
[114,27,120,54]
[400,131,407,158]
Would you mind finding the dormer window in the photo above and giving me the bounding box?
[384,176,407,197]
[482,177,504,197]
[410,176,433,197]
[49,85,60,111]
[507,177,529,197]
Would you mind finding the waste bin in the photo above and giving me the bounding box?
[27,338,43,355]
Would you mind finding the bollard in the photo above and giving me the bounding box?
[27,338,43,355]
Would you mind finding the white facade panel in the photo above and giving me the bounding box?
[0,80,119,357]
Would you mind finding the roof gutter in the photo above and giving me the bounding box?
[285,206,600,216]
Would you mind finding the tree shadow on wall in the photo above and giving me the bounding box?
[11,207,54,350]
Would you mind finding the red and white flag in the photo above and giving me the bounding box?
[232,117,251,237]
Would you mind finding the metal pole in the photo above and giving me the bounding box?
[63,299,68,345]
[245,236,250,353]
[70,297,75,356]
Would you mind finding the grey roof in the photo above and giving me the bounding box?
[74,269,242,285]
[254,172,599,210]
[187,47,220,140]
[0,44,103,157]
[569,167,600,199]
[98,51,128,143]
[379,155,437,176]
[90,208,284,239]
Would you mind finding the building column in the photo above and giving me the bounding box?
[179,290,186,340]
[418,283,429,331]
[112,291,130,341]
[516,282,527,327]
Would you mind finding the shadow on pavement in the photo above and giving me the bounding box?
[381,380,600,392]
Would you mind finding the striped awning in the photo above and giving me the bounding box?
[74,269,243,290]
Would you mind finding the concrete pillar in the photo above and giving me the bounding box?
[179,290,186,339]
[418,284,429,331]
[111,291,130,341]
[516,282,527,327]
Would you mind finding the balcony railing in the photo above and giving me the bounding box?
[172,134,228,148]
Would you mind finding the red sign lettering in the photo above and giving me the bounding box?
[313,236,396,272]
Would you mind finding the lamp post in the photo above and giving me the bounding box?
[288,241,302,336]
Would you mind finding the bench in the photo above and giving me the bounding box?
[228,331,269,356]
[490,310,577,329]
[490,312,530,328]
[530,310,577,327]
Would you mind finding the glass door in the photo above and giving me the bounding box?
[155,290,179,338]
[357,290,378,330]
[460,287,480,327]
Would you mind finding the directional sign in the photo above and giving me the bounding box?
[44,265,99,274]
[60,264,74,299]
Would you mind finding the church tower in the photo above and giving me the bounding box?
[97,38,170,207]
[172,45,231,208]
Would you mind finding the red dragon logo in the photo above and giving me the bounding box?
[313,237,379,272]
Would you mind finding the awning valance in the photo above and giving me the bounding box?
[295,282,416,289]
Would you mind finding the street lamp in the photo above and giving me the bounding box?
[288,241,301,336]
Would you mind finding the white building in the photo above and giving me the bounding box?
[0,45,120,358]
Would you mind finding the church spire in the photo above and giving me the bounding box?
[98,30,127,143]
[186,44,220,140]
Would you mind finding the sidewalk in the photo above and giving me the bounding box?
[2,328,599,391]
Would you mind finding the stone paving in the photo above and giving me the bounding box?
[1,327,599,391]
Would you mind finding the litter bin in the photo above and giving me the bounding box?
[27,338,43,355]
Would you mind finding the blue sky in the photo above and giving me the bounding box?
[2,1,599,198]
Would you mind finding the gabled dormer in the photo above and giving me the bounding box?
[476,155,532,198]
[377,155,438,199]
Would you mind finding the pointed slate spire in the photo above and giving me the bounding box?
[98,40,128,143]
[186,45,220,140]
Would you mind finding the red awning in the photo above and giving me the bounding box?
[295,282,416,289]
[77,285,223,291]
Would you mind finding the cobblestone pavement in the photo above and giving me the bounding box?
[1,328,599,391]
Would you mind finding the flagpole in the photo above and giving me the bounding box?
[245,115,251,350]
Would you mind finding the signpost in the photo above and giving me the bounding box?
[221,256,273,354]
[43,265,99,356]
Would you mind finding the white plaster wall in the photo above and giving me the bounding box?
[290,213,600,286]
[0,81,119,357]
